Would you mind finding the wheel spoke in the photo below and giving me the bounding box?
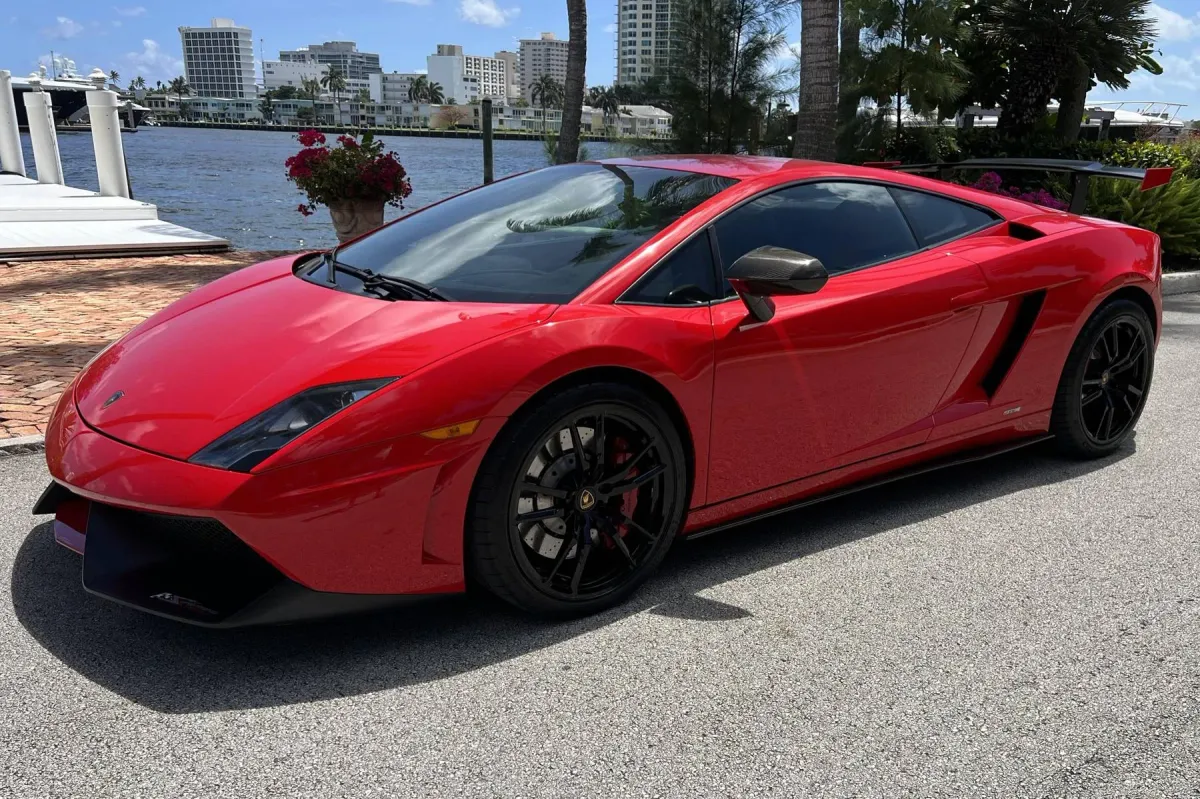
[543,527,575,585]
[603,439,656,484]
[569,423,587,479]
[1109,340,1146,375]
[591,413,606,482]
[1127,384,1144,398]
[521,482,569,500]
[1081,390,1104,407]
[601,462,666,498]
[1082,378,1102,388]
[621,512,659,542]
[1100,404,1114,441]
[1102,326,1118,364]
[569,541,592,595]
[609,530,637,569]
[516,506,565,524]
[1122,394,1137,416]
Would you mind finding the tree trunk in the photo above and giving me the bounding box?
[793,0,839,161]
[837,0,861,127]
[997,46,1064,138]
[1055,58,1090,142]
[556,0,588,164]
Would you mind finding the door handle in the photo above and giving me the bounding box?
[950,288,991,310]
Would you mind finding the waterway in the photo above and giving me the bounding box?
[19,127,618,250]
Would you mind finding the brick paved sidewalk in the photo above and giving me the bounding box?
[0,251,294,440]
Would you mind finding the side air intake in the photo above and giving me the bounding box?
[981,290,1046,397]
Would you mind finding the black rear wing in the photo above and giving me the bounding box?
[863,158,1175,214]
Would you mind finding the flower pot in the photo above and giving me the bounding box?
[327,199,385,243]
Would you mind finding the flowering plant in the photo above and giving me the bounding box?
[285,130,412,216]
[970,171,1068,211]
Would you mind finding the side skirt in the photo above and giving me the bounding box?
[686,433,1053,540]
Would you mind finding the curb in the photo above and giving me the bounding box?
[1164,270,1200,296]
[0,434,45,455]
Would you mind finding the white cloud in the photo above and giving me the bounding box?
[113,20,122,27]
[459,0,519,27]
[121,38,185,83]
[603,22,617,33]
[1150,3,1200,41]
[414,68,428,75]
[115,5,147,16]
[41,16,84,39]
[388,0,432,4]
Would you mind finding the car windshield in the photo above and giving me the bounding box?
[328,163,736,303]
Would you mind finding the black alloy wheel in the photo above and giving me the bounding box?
[1078,317,1151,446]
[1052,298,1154,458]
[468,383,687,616]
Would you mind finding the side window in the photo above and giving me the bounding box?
[890,188,998,246]
[713,182,919,287]
[623,232,719,305]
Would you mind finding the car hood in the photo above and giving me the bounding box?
[76,258,553,459]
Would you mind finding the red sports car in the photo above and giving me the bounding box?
[35,155,1166,626]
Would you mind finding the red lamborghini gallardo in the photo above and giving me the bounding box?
[35,156,1167,626]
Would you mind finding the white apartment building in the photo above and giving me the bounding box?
[369,72,425,104]
[427,44,512,102]
[616,0,674,85]
[519,33,569,102]
[262,60,328,93]
[278,41,380,96]
[494,51,521,102]
[179,18,257,99]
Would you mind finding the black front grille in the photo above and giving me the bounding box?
[82,503,284,623]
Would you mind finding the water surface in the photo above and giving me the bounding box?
[19,127,617,250]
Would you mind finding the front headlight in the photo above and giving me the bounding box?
[190,379,395,472]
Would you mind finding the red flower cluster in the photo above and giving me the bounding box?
[284,130,413,216]
[357,152,412,200]
[285,146,330,180]
[297,129,326,147]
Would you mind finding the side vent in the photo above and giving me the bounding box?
[981,290,1046,396]
[1008,222,1045,242]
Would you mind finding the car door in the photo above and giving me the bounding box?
[705,180,997,504]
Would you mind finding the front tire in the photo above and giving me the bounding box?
[1050,298,1154,458]
[467,382,688,617]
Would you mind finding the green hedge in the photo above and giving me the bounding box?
[867,129,1200,261]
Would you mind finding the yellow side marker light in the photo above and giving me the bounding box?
[420,419,482,440]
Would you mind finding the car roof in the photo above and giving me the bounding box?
[594,154,1074,221]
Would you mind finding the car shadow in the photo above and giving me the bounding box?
[11,440,1131,714]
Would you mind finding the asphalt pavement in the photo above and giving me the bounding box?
[2,295,1199,798]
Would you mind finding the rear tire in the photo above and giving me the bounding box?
[466,382,688,617]
[1050,298,1154,458]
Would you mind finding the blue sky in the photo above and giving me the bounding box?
[3,0,1200,116]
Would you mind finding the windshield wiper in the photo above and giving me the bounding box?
[325,259,450,301]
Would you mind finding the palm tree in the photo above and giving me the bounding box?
[130,76,147,92]
[793,0,839,160]
[167,76,189,119]
[259,95,275,123]
[109,69,120,89]
[983,0,1156,139]
[321,66,348,124]
[427,81,445,104]
[532,74,563,134]
[300,77,322,101]
[592,86,620,134]
[408,75,429,102]
[557,0,588,164]
[355,87,372,103]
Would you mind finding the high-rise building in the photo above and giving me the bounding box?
[179,18,257,99]
[278,41,382,95]
[494,51,521,102]
[427,44,512,103]
[615,0,675,85]
[519,33,569,102]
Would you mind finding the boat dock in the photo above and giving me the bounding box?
[0,68,227,260]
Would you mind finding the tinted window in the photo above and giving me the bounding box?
[890,188,997,246]
[624,233,719,305]
[327,164,735,303]
[713,182,919,285]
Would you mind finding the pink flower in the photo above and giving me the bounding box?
[337,135,359,149]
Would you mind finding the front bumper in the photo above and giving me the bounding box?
[36,484,427,627]
[38,390,503,624]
